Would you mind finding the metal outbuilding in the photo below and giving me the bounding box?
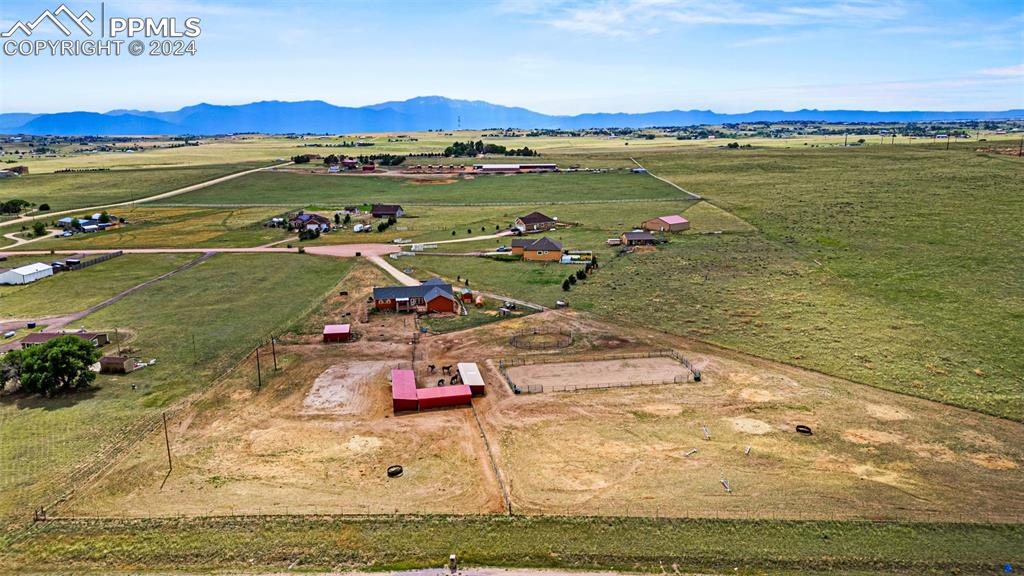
[457,362,486,396]
[391,369,419,413]
[322,324,352,342]
[416,384,472,410]
[0,262,53,285]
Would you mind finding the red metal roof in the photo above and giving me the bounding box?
[658,215,689,225]
[416,384,472,400]
[391,369,418,401]
[323,324,351,335]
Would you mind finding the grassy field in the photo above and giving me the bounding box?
[2,515,1021,574]
[0,162,264,216]
[9,131,1017,174]
[154,170,688,207]
[12,207,291,251]
[0,253,352,517]
[0,253,194,318]
[407,147,1024,421]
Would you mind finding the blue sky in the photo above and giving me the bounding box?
[0,0,1021,114]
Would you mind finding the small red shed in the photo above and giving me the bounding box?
[391,369,419,413]
[416,384,472,410]
[322,324,352,342]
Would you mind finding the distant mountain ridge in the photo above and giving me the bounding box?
[2,96,1022,135]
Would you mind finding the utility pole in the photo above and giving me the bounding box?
[844,133,848,147]
[271,337,278,371]
[256,347,262,390]
[1019,136,1023,157]
[162,413,172,472]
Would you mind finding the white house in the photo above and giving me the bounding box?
[0,262,54,285]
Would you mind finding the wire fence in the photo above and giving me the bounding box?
[508,328,574,350]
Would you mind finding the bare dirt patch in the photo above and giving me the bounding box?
[730,417,773,435]
[969,453,1018,470]
[865,403,912,421]
[302,360,395,415]
[506,356,690,392]
[843,429,904,445]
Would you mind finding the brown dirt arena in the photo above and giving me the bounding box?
[505,356,690,392]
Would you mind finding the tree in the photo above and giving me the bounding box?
[343,214,351,225]
[334,213,341,225]
[98,211,111,224]
[568,275,577,285]
[7,336,100,397]
[562,279,571,291]
[323,154,340,165]
[38,203,50,211]
[31,221,46,237]
[576,269,587,280]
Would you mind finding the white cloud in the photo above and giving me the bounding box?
[978,64,1024,77]
[536,0,908,37]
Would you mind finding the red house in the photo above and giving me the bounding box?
[373,279,457,314]
[322,324,351,342]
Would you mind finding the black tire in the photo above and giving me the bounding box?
[796,425,813,435]
[387,465,403,478]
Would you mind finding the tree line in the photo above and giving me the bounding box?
[443,140,539,157]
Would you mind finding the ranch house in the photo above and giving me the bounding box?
[621,230,656,246]
[515,211,557,233]
[373,278,457,314]
[371,204,405,218]
[521,237,563,262]
[642,214,690,232]
[289,212,331,231]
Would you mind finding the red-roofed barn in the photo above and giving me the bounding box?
[643,214,690,232]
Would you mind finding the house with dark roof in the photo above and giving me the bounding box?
[520,237,563,262]
[373,278,457,314]
[371,204,405,218]
[621,230,657,246]
[514,211,557,233]
[20,331,109,349]
[288,212,332,231]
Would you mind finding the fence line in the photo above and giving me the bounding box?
[496,349,699,394]
[30,503,1024,526]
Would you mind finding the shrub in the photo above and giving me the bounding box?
[562,279,571,291]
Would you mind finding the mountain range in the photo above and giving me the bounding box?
[2,96,1022,136]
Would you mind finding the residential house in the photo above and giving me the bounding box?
[514,211,557,233]
[373,278,457,314]
[289,212,332,231]
[20,331,109,349]
[371,204,405,218]
[621,230,657,246]
[521,237,563,262]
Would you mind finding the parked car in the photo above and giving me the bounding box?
[496,246,511,253]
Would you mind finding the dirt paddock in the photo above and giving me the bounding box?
[505,356,690,392]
